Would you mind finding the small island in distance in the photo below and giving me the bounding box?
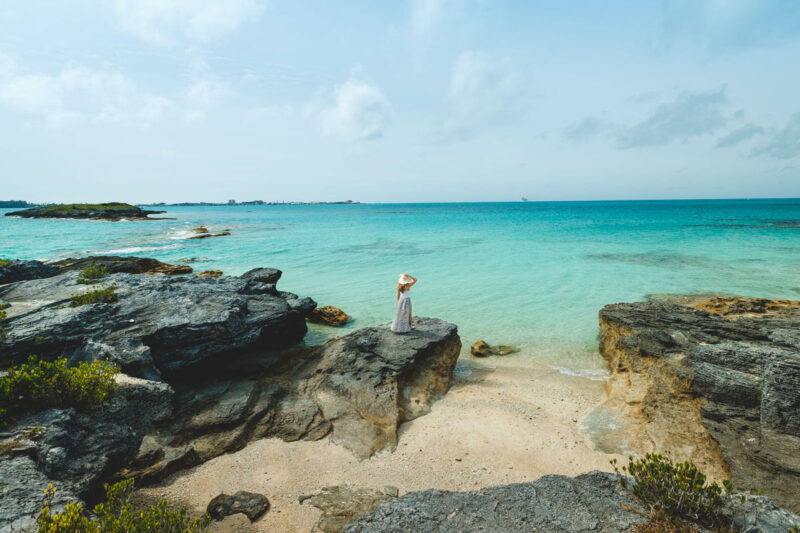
[4,202,167,221]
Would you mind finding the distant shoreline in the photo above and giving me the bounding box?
[141,200,360,206]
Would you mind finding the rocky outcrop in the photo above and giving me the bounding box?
[597,295,800,512]
[5,203,165,221]
[0,375,172,531]
[0,259,462,529]
[52,256,192,275]
[188,231,231,240]
[0,270,312,377]
[300,485,396,533]
[347,471,800,533]
[347,471,648,532]
[303,318,461,458]
[308,305,351,326]
[121,317,461,483]
[206,491,270,521]
[0,260,61,285]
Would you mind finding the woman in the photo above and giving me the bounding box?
[391,273,417,333]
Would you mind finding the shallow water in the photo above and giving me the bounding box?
[2,199,799,376]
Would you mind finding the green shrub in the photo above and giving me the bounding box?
[76,263,109,284]
[0,258,11,267]
[70,283,118,307]
[0,309,6,339]
[37,479,211,533]
[0,356,119,427]
[612,453,734,532]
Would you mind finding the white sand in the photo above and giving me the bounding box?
[134,357,623,532]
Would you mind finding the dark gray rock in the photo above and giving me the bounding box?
[598,296,800,513]
[0,260,60,285]
[240,267,282,285]
[0,270,311,377]
[5,204,165,221]
[347,471,648,533]
[52,256,192,275]
[303,317,462,458]
[0,375,172,531]
[206,491,270,521]
[121,318,461,482]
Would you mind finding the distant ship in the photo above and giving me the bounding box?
[521,197,529,202]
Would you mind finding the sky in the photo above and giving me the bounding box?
[0,0,799,203]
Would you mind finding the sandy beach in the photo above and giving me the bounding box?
[134,356,624,532]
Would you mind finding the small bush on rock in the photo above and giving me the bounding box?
[37,479,211,533]
[0,258,11,267]
[76,263,109,284]
[0,356,119,427]
[0,309,6,339]
[612,453,735,532]
[70,283,117,307]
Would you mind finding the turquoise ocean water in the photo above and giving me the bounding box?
[2,200,799,377]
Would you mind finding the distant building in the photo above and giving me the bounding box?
[228,199,236,205]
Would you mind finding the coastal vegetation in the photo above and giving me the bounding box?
[0,356,119,427]
[0,258,11,267]
[37,479,210,533]
[76,263,109,284]
[0,308,6,339]
[612,453,736,532]
[70,283,118,307]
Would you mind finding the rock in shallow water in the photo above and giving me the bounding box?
[308,305,350,326]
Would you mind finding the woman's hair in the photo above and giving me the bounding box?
[397,283,408,293]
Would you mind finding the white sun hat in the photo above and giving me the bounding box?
[398,273,414,284]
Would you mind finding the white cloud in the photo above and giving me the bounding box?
[0,58,173,128]
[443,51,520,140]
[183,80,232,122]
[715,123,764,148]
[320,78,391,142]
[113,0,264,45]
[615,88,729,149]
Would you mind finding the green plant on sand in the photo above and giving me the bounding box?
[612,452,737,532]
[0,356,119,427]
[76,263,109,284]
[70,283,118,307]
[37,479,211,533]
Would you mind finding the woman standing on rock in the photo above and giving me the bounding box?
[391,273,417,333]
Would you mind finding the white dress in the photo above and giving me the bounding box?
[391,290,412,333]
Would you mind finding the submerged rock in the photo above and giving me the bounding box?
[598,295,800,513]
[470,339,516,357]
[308,305,351,326]
[470,339,490,357]
[300,485,395,533]
[206,491,270,521]
[196,270,222,278]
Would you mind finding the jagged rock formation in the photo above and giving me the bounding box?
[597,295,800,512]
[0,260,61,285]
[0,259,461,530]
[347,471,648,532]
[347,471,800,533]
[0,375,172,532]
[52,256,193,275]
[0,269,313,376]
